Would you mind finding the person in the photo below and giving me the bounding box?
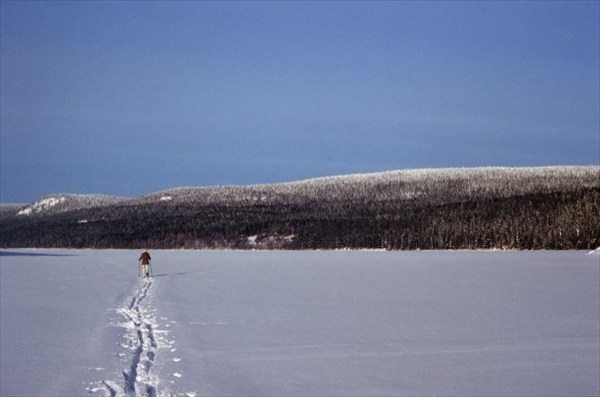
[138,250,151,278]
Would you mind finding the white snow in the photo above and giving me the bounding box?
[1,250,598,396]
[17,196,66,215]
[14,194,126,217]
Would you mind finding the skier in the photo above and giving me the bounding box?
[138,250,151,278]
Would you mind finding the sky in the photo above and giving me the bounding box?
[1,1,599,203]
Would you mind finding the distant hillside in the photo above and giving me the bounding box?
[1,166,599,250]
[0,203,24,218]
[10,194,126,216]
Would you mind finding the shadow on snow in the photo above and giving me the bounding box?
[0,251,77,258]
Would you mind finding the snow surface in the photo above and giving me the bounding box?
[0,250,598,396]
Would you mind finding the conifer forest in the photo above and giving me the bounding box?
[1,167,598,250]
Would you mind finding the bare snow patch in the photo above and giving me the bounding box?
[17,197,66,215]
[247,235,258,247]
[15,194,126,217]
[588,247,600,256]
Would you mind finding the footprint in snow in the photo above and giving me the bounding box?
[173,372,182,378]
[172,357,181,362]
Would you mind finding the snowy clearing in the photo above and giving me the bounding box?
[1,250,598,396]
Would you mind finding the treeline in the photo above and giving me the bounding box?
[1,189,598,250]
[1,167,599,250]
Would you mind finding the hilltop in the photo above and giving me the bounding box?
[1,166,599,250]
[11,194,126,216]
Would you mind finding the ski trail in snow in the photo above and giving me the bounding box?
[89,278,180,397]
[119,279,158,396]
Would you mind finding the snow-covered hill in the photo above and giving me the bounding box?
[5,166,598,213]
[1,166,598,250]
[0,203,25,218]
[13,194,126,217]
[136,165,599,206]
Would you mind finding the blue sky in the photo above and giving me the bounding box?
[1,1,598,203]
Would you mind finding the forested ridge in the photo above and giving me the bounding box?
[1,166,598,250]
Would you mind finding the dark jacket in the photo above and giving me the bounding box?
[139,251,151,265]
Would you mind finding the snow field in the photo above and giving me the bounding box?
[88,276,190,397]
[0,249,599,396]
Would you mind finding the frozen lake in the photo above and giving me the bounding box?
[1,249,598,396]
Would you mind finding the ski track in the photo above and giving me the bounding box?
[89,278,188,397]
[121,280,158,396]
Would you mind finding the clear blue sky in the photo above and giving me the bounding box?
[1,1,599,203]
